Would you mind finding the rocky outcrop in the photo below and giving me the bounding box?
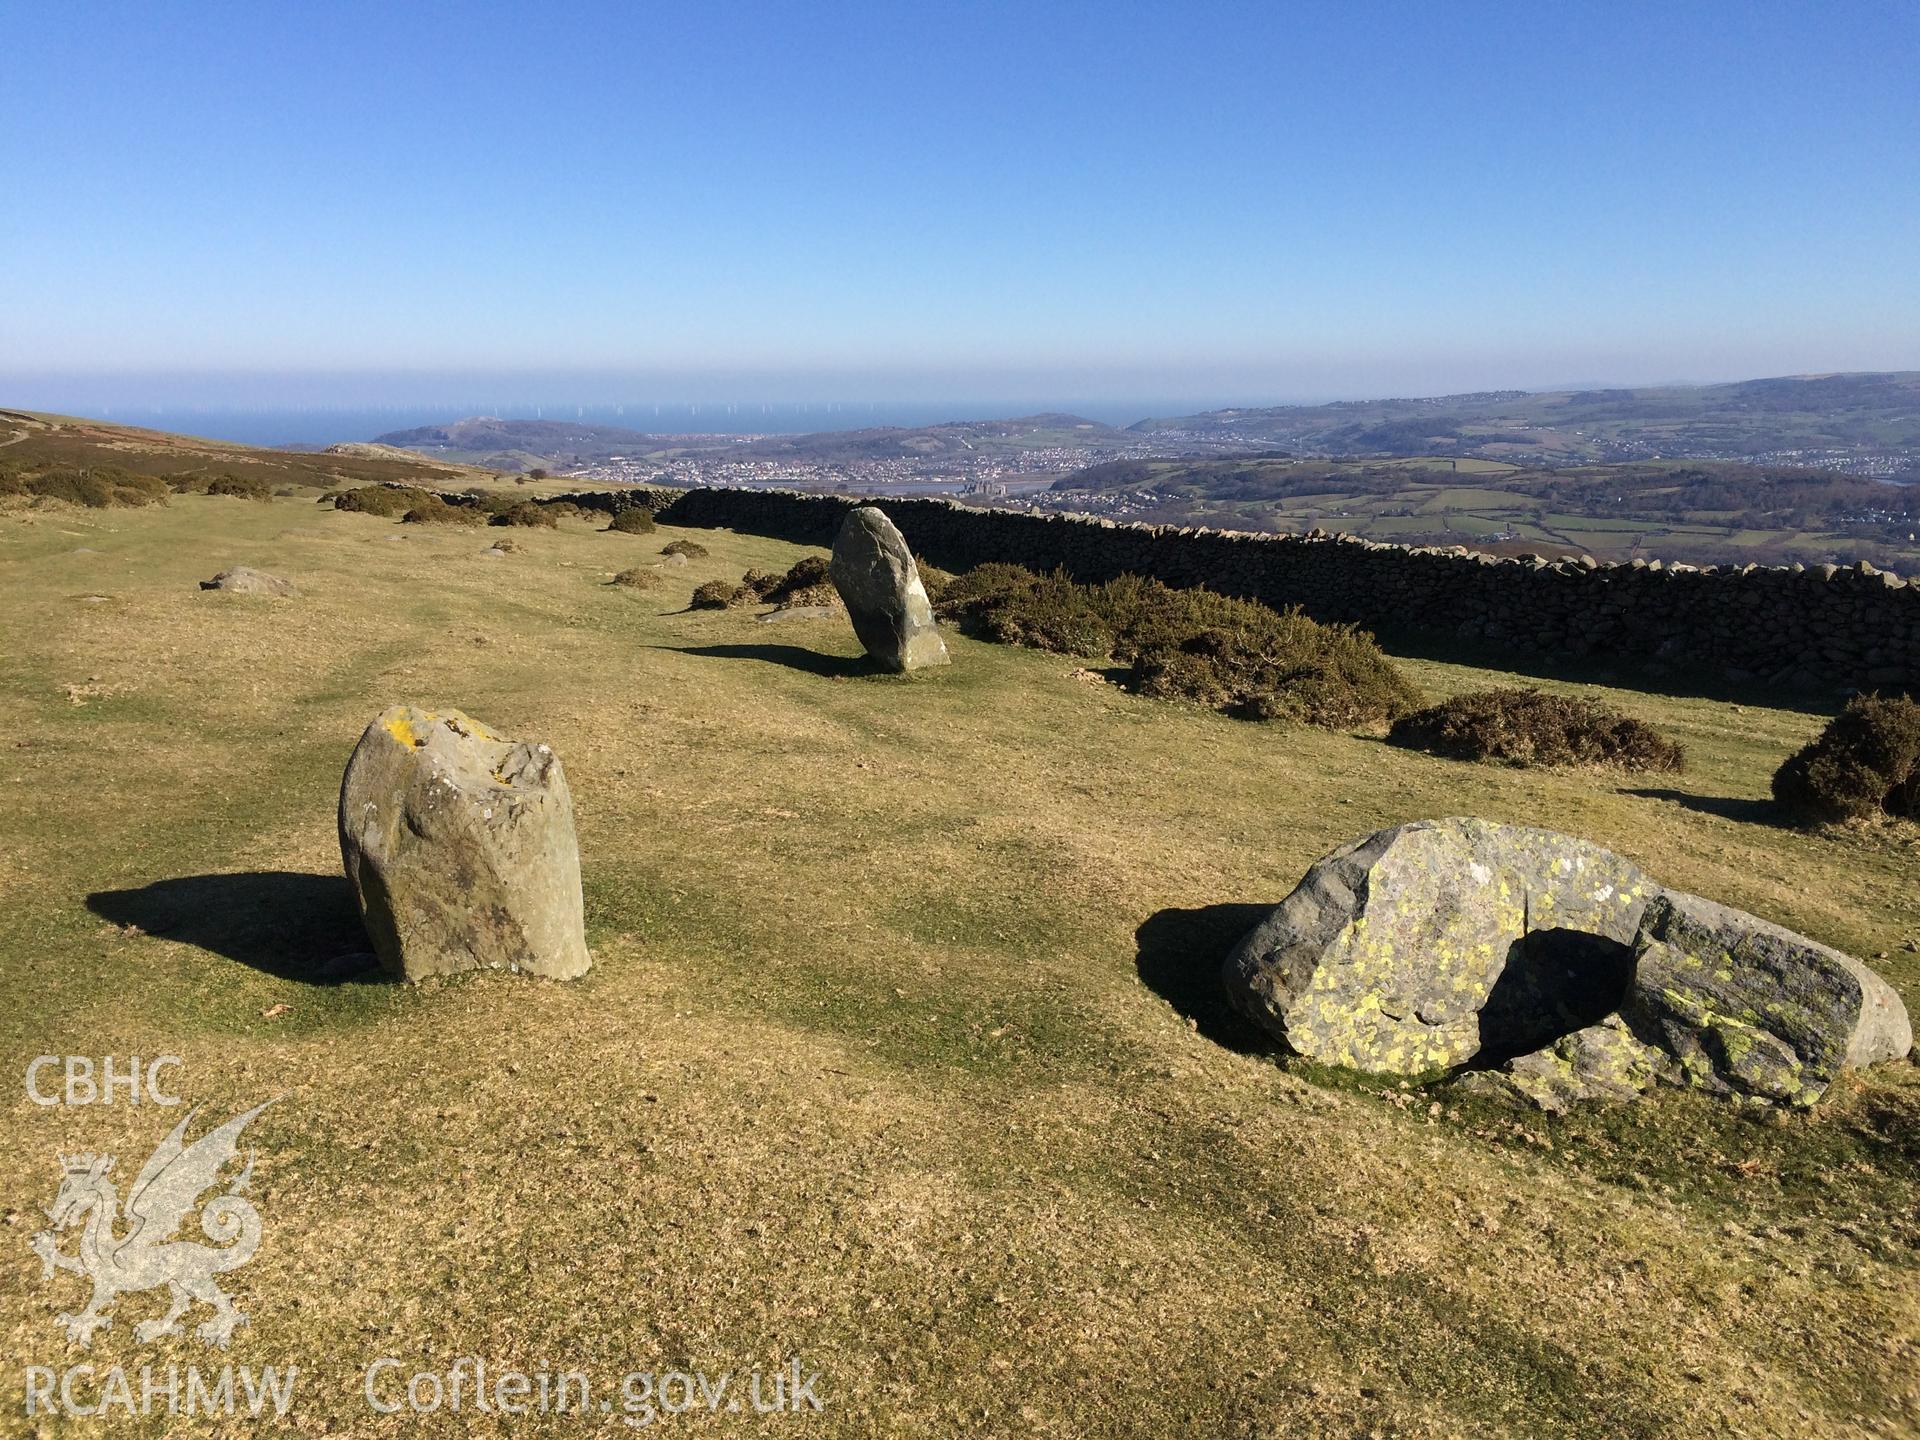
[338,706,590,982]
[1228,819,1913,1110]
[1470,891,1914,1112]
[1475,1017,1667,1114]
[828,506,949,672]
[200,567,294,596]
[1222,819,1654,1075]
[1622,891,1912,1103]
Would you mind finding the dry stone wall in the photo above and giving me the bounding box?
[563,485,1919,693]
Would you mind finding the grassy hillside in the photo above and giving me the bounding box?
[2,491,1916,1436]
[0,409,620,510]
[0,409,492,492]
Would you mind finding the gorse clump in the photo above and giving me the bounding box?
[166,472,274,500]
[333,484,436,517]
[689,579,738,610]
[1124,602,1424,728]
[607,507,656,534]
[757,555,837,607]
[724,555,839,609]
[935,563,1421,729]
[465,489,525,516]
[3,466,172,508]
[1772,694,1920,823]
[612,567,661,590]
[401,495,485,525]
[937,565,1111,654]
[493,501,558,529]
[1388,688,1686,772]
[661,539,709,559]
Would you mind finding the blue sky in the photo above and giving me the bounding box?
[3,0,1918,409]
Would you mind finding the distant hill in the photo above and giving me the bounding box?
[373,417,679,471]
[374,376,1920,475]
[1133,372,1920,472]
[322,441,449,465]
[0,409,488,491]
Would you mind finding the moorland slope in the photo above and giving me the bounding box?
[2,474,1916,1436]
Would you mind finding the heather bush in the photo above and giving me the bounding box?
[758,555,837,607]
[720,556,839,608]
[936,562,1420,728]
[492,502,557,529]
[1388,688,1685,771]
[690,579,738,609]
[1126,607,1422,728]
[612,567,661,589]
[402,495,485,525]
[935,564,1112,655]
[661,539,709,559]
[333,484,435,517]
[167,471,274,500]
[22,466,170,508]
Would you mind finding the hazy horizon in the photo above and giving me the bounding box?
[11,363,1919,450]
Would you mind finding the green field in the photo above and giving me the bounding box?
[1052,454,1919,567]
[3,493,1917,1437]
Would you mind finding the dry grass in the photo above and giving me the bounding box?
[0,493,1916,1437]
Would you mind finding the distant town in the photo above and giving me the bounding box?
[562,439,1172,505]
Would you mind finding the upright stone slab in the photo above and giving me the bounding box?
[828,506,949,672]
[338,705,590,981]
[1222,818,1655,1075]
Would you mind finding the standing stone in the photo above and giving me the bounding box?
[338,705,590,981]
[1621,891,1912,1104]
[828,506,949,672]
[1222,818,1655,1075]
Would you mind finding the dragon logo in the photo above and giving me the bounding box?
[30,1101,276,1348]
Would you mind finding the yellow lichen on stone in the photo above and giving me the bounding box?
[382,707,439,748]
[380,705,501,751]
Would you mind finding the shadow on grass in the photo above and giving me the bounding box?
[88,872,383,985]
[659,643,874,678]
[1621,787,1784,825]
[1134,904,1277,1055]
